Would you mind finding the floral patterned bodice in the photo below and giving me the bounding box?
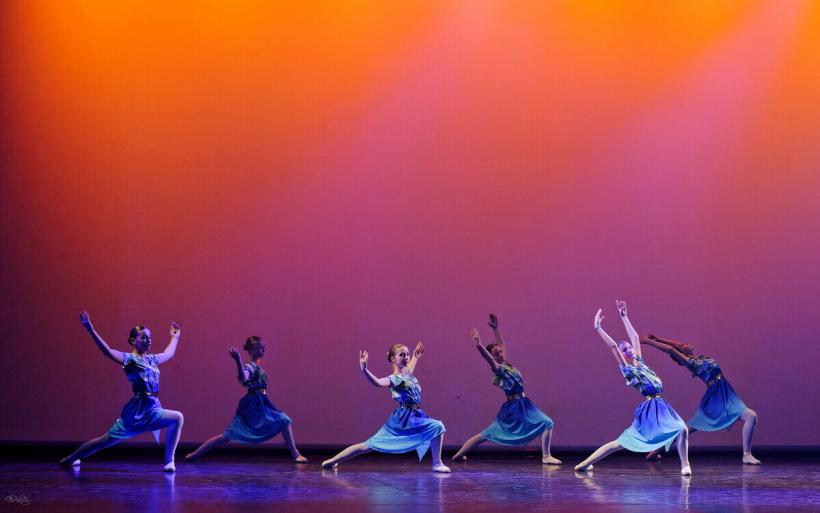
[239,361,268,391]
[620,356,664,397]
[122,353,160,394]
[388,372,422,405]
[684,356,722,384]
[491,363,525,395]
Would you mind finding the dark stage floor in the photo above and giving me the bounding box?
[2,451,819,512]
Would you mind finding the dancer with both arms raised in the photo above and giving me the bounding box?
[452,314,561,465]
[321,341,451,473]
[575,301,691,476]
[59,312,185,472]
[641,333,760,464]
[184,336,307,463]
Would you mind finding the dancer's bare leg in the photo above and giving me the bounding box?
[321,443,372,469]
[158,410,184,472]
[741,408,761,464]
[677,428,692,475]
[647,427,697,460]
[541,428,562,464]
[430,434,451,473]
[185,434,229,462]
[282,424,307,463]
[59,433,123,467]
[574,440,622,471]
[452,433,487,462]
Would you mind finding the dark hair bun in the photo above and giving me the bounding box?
[244,336,261,352]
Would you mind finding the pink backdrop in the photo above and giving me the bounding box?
[2,1,819,447]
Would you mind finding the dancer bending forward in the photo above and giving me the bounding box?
[452,314,561,465]
[185,336,307,463]
[642,333,760,464]
[575,302,691,476]
[321,342,450,473]
[59,312,184,472]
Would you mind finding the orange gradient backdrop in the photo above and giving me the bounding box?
[2,1,819,447]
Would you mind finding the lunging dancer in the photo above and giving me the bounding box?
[641,333,760,464]
[575,301,691,476]
[185,336,307,463]
[452,314,560,465]
[321,342,450,472]
[59,312,184,472]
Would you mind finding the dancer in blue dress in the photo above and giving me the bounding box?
[184,336,307,463]
[321,342,450,472]
[575,301,691,475]
[452,314,561,464]
[59,312,184,472]
[641,334,760,464]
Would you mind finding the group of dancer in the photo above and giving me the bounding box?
[59,302,759,476]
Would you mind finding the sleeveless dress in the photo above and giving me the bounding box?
[224,362,293,443]
[481,363,554,445]
[106,353,167,441]
[616,356,687,452]
[684,356,747,431]
[365,372,446,460]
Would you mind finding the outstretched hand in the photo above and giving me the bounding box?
[79,311,92,328]
[228,346,241,360]
[359,350,369,371]
[413,341,425,358]
[594,309,605,330]
[170,322,181,338]
[616,300,628,317]
[488,314,499,330]
[470,328,481,345]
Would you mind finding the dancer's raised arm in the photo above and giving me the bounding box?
[79,311,124,364]
[407,341,424,373]
[488,313,506,345]
[155,322,181,364]
[594,309,627,366]
[360,350,390,387]
[228,346,250,383]
[470,328,500,372]
[616,300,641,359]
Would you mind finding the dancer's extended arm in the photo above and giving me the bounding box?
[471,328,500,372]
[155,322,181,364]
[489,313,506,346]
[228,347,251,383]
[360,350,391,387]
[647,334,695,355]
[616,300,641,359]
[595,309,627,367]
[407,341,424,373]
[641,335,691,365]
[79,311,125,364]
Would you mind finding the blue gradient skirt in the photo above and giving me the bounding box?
[224,393,292,443]
[617,397,687,452]
[481,397,554,445]
[107,396,166,442]
[365,407,446,460]
[688,378,747,431]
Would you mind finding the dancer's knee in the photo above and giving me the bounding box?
[607,440,623,451]
[743,408,758,424]
[167,410,184,427]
